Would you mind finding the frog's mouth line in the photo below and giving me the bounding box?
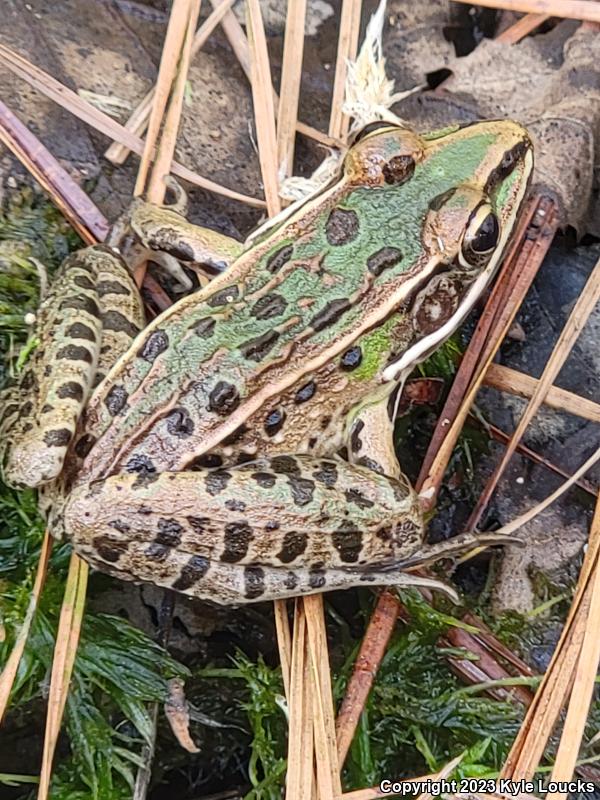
[381,145,534,384]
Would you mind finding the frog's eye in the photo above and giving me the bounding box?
[351,121,398,144]
[460,205,500,268]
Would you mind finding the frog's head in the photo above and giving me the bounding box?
[342,119,533,382]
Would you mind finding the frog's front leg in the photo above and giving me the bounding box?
[118,199,244,288]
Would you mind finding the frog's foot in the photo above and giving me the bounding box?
[1,246,144,488]
[392,529,523,570]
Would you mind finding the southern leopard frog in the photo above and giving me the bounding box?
[1,120,533,604]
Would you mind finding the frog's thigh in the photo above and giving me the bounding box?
[1,246,143,488]
[64,455,425,597]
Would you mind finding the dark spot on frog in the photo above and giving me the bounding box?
[236,452,255,465]
[138,330,169,362]
[375,526,392,542]
[156,518,184,547]
[240,330,280,362]
[356,455,385,474]
[172,555,210,591]
[222,424,248,446]
[208,381,240,416]
[137,505,152,515]
[264,408,286,436]
[205,469,232,496]
[265,520,280,531]
[43,428,72,447]
[222,521,253,563]
[102,310,141,337]
[56,344,93,364]
[61,295,101,318]
[104,385,129,416]
[207,285,239,307]
[126,454,156,474]
[350,420,364,454]
[93,535,128,563]
[252,471,276,489]
[250,293,288,320]
[277,531,308,564]
[270,455,300,474]
[166,240,195,262]
[308,567,326,589]
[325,208,359,245]
[345,488,374,509]
[189,453,223,469]
[382,155,415,185]
[109,519,131,533]
[74,433,97,459]
[225,498,246,512]
[332,522,363,563]
[145,542,169,561]
[288,476,315,506]
[284,571,299,590]
[312,461,338,486]
[66,322,97,342]
[56,381,84,401]
[244,566,265,599]
[367,246,403,277]
[43,365,52,377]
[320,415,332,430]
[266,244,293,273]
[40,404,53,414]
[96,280,130,296]
[20,401,33,417]
[294,380,316,404]
[310,298,351,332]
[166,406,195,437]
[308,437,317,448]
[186,516,211,534]
[340,346,362,370]
[190,317,216,338]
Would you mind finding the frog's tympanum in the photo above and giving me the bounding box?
[1,121,533,603]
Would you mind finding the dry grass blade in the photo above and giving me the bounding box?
[286,602,314,800]
[277,0,307,181]
[0,98,108,243]
[496,12,551,42]
[305,597,342,800]
[547,498,600,798]
[38,554,89,800]
[0,43,264,208]
[105,0,237,164]
[451,0,600,23]
[246,0,281,215]
[135,0,196,197]
[484,363,600,424]
[0,531,52,725]
[341,755,464,800]
[145,0,202,203]
[329,0,362,139]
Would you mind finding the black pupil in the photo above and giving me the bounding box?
[471,213,499,252]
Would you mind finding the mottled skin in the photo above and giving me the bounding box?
[1,121,533,604]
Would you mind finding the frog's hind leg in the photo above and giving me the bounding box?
[1,246,144,488]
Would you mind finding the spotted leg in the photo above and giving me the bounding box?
[1,246,144,489]
[63,453,499,604]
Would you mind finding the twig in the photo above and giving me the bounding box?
[38,554,89,800]
[495,12,551,42]
[484,363,600,424]
[0,99,108,243]
[277,0,307,181]
[547,498,600,798]
[329,0,362,140]
[451,0,600,23]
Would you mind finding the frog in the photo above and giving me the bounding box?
[0,119,533,604]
